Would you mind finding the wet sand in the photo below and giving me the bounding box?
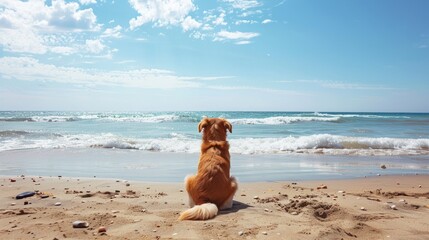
[1,175,428,239]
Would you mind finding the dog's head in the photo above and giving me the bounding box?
[198,117,232,141]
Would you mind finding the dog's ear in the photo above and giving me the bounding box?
[198,118,209,132]
[224,120,232,133]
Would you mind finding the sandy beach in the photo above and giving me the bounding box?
[1,175,428,240]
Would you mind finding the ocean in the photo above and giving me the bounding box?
[1,111,428,155]
[1,111,428,181]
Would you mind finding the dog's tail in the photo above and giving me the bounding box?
[178,203,218,221]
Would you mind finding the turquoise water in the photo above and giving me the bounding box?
[1,111,429,155]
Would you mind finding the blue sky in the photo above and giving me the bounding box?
[0,0,428,112]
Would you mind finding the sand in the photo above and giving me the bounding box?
[0,175,428,240]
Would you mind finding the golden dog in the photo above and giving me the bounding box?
[178,118,238,220]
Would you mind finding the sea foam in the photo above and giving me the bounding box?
[1,133,428,156]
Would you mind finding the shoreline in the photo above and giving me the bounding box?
[1,148,428,182]
[1,175,428,239]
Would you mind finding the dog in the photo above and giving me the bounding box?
[178,117,238,220]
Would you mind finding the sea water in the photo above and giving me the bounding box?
[1,111,428,155]
[0,111,428,181]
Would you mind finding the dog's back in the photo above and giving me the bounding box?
[179,118,238,220]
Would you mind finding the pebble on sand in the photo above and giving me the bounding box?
[238,231,244,236]
[253,196,259,199]
[262,231,268,235]
[390,205,397,210]
[380,164,387,169]
[98,226,107,233]
[317,185,328,189]
[360,207,366,211]
[54,202,62,206]
[72,221,89,228]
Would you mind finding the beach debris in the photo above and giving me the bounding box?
[360,207,366,211]
[238,231,244,236]
[16,191,35,199]
[98,226,107,233]
[367,197,381,202]
[390,205,397,210]
[54,202,62,206]
[73,221,89,228]
[317,185,328,190]
[380,164,387,169]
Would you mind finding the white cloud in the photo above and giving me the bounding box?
[0,0,102,55]
[50,46,76,55]
[215,30,259,42]
[102,25,122,38]
[85,39,106,53]
[213,12,227,26]
[235,19,257,25]
[0,57,232,89]
[261,19,272,24]
[181,16,202,32]
[128,0,196,30]
[223,0,261,10]
[80,0,97,5]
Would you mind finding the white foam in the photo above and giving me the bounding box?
[229,116,341,125]
[102,114,180,123]
[312,112,410,119]
[1,133,428,156]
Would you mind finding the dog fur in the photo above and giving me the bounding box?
[178,118,238,220]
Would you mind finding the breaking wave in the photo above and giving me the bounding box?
[229,116,341,125]
[1,133,428,156]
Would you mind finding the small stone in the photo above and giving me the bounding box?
[73,221,89,228]
[399,199,406,203]
[291,211,298,215]
[360,207,366,211]
[10,179,16,182]
[264,208,269,212]
[377,174,381,176]
[390,205,397,210]
[380,164,386,169]
[418,185,422,188]
[54,202,61,206]
[241,194,246,196]
[126,183,130,187]
[98,226,106,233]
[253,196,259,199]
[238,231,244,236]
[111,210,119,213]
[172,233,177,236]
[11,203,16,206]
[338,190,345,194]
[153,229,157,232]
[262,231,267,235]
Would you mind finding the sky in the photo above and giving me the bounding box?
[0,0,428,112]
